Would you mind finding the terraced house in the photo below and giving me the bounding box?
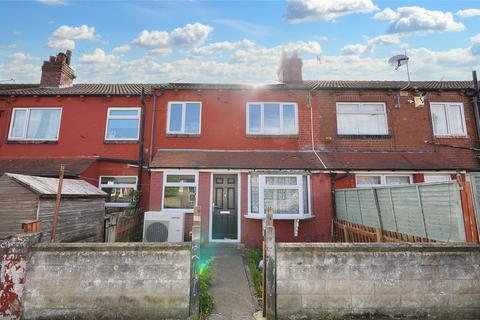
[1,51,479,246]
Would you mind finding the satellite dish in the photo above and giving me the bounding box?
[388,54,409,70]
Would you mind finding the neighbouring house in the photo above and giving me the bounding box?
[0,50,479,246]
[0,173,106,242]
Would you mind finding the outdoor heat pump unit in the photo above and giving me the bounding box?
[143,211,184,242]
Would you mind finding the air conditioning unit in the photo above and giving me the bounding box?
[143,211,185,242]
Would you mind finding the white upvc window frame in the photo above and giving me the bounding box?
[246,102,298,135]
[355,174,413,188]
[166,101,202,135]
[430,102,467,137]
[424,174,452,183]
[336,102,388,135]
[162,171,199,212]
[247,174,312,219]
[8,107,62,141]
[104,107,141,141]
[99,175,138,208]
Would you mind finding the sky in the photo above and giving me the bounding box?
[0,0,479,84]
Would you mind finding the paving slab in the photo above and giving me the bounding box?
[204,244,256,320]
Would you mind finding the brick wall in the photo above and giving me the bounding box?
[276,243,480,320]
[22,242,191,319]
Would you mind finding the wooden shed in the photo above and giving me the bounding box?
[0,173,107,242]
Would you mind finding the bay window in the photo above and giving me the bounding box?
[8,108,62,141]
[247,102,298,135]
[99,176,137,207]
[248,174,311,218]
[336,102,388,135]
[163,173,198,210]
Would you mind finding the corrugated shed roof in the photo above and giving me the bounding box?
[0,157,96,177]
[0,83,158,96]
[5,173,107,197]
[151,149,480,171]
[0,80,477,96]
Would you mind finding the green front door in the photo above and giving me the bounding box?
[212,174,238,240]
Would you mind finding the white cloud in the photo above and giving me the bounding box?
[456,8,480,18]
[471,34,480,43]
[13,31,21,36]
[7,44,17,49]
[190,40,247,56]
[131,23,213,53]
[285,0,378,23]
[132,30,170,49]
[46,25,99,50]
[78,48,117,64]
[342,34,400,55]
[374,7,465,35]
[214,19,271,37]
[170,23,213,46]
[36,0,68,5]
[112,44,132,53]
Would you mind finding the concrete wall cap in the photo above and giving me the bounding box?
[31,242,192,252]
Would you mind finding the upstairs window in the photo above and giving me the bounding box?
[247,102,298,135]
[430,103,466,136]
[8,108,62,141]
[167,102,201,134]
[336,102,388,135]
[99,176,137,207]
[105,108,140,140]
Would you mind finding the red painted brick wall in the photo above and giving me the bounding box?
[149,171,163,211]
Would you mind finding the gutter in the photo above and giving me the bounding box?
[96,157,138,164]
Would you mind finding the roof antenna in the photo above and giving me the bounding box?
[388,50,411,108]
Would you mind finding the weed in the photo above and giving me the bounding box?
[244,247,263,303]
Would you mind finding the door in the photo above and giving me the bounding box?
[212,174,238,240]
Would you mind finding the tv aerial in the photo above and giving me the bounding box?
[388,51,412,107]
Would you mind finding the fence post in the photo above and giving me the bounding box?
[190,206,201,317]
[343,224,350,242]
[415,185,429,239]
[265,207,276,320]
[388,188,399,232]
[372,188,384,242]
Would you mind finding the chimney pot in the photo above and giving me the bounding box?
[277,50,303,84]
[40,50,76,88]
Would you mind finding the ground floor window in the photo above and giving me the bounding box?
[163,172,197,210]
[99,176,137,207]
[356,174,412,188]
[248,174,310,217]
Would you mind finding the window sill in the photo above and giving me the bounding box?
[104,140,139,144]
[6,140,58,144]
[246,134,298,139]
[337,134,391,139]
[433,135,468,139]
[244,214,315,220]
[166,134,200,138]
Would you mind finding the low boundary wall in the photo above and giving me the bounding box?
[275,243,480,320]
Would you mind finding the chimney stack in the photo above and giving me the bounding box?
[277,50,303,83]
[40,50,76,88]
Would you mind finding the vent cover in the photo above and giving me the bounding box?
[145,221,169,242]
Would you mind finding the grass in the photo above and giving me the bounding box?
[244,247,263,303]
[197,256,215,319]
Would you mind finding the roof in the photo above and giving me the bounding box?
[154,80,479,91]
[0,157,96,177]
[5,173,107,198]
[0,83,158,96]
[0,80,478,96]
[151,149,479,171]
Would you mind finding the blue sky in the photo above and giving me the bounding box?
[0,0,479,83]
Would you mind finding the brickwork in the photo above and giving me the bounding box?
[276,243,480,320]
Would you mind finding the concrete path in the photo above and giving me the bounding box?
[204,244,257,320]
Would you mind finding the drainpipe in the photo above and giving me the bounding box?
[149,88,164,163]
[137,88,147,199]
[472,71,480,147]
[307,86,327,169]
